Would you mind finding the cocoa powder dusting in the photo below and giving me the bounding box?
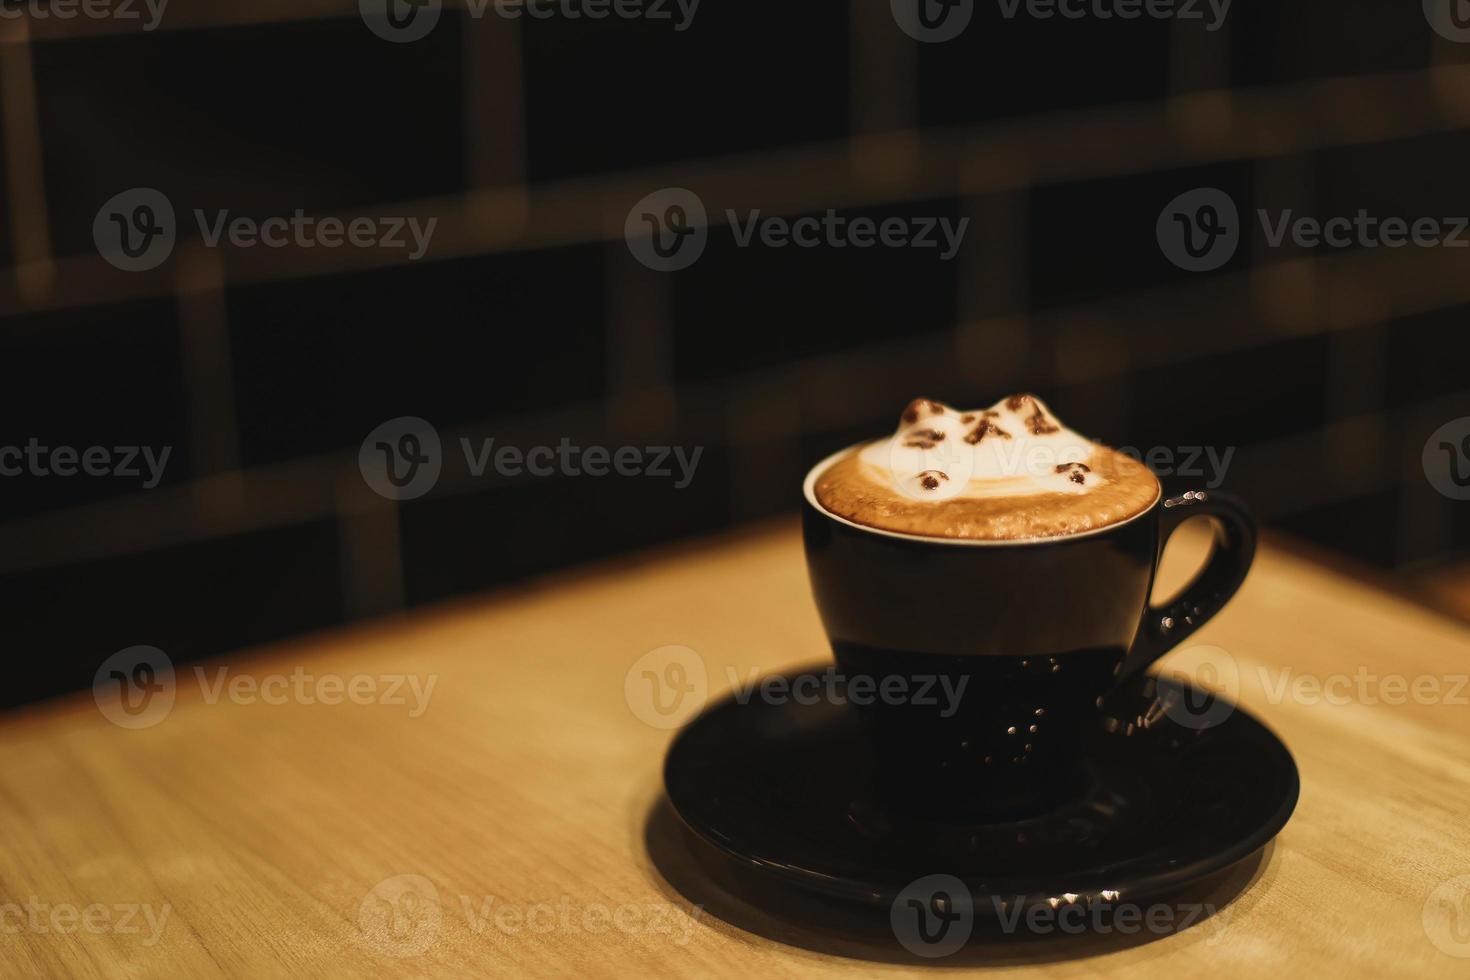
[900,398,942,425]
[903,428,947,449]
[918,470,949,491]
[964,418,1011,445]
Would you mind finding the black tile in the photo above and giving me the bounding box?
[1124,333,1331,451]
[226,246,607,466]
[670,199,963,382]
[0,519,343,708]
[1383,304,1470,411]
[1028,161,1254,311]
[1314,132,1470,234]
[522,6,849,180]
[1230,3,1431,89]
[0,298,190,518]
[34,18,465,258]
[916,6,1172,129]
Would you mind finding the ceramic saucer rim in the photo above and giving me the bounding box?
[664,665,1299,909]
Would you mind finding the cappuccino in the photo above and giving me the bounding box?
[813,395,1159,541]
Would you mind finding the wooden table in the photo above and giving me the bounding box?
[3,519,1469,978]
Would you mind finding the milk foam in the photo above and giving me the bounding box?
[861,395,1106,501]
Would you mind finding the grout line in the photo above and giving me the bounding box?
[1164,0,1234,158]
[1167,5,1232,96]
[462,14,526,189]
[954,191,1032,394]
[726,385,803,520]
[335,473,405,618]
[1394,402,1460,568]
[848,0,919,188]
[174,243,242,475]
[1249,147,1318,331]
[0,20,54,305]
[604,241,674,438]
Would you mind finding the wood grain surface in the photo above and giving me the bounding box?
[2,518,1469,978]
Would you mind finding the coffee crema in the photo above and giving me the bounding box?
[813,395,1160,541]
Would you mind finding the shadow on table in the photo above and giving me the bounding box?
[641,793,1274,966]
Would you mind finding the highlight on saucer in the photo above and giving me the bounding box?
[813,395,1161,541]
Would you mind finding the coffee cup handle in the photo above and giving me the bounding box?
[1120,490,1257,680]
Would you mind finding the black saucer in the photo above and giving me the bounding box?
[664,665,1298,913]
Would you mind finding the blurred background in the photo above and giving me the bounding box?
[4,1,1470,707]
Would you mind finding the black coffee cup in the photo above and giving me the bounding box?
[801,447,1256,820]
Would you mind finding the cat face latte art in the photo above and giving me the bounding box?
[813,395,1160,541]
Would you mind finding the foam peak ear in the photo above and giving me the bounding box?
[900,398,948,425]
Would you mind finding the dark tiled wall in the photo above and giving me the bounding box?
[522,9,852,179]
[33,21,467,257]
[4,298,191,517]
[225,246,609,466]
[3,4,1470,708]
